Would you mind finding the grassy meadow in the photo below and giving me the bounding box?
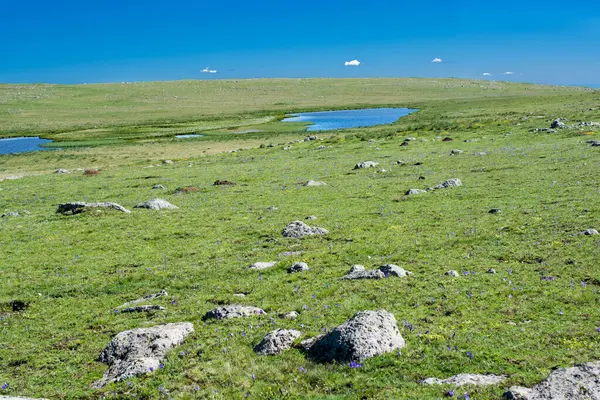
[0,78,599,399]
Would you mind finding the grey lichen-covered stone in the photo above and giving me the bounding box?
[249,261,277,270]
[152,184,165,190]
[1,212,20,218]
[134,198,178,210]
[91,322,193,388]
[434,178,462,189]
[55,169,69,174]
[450,149,464,155]
[280,311,299,319]
[378,264,412,277]
[422,374,506,387]
[489,208,502,214]
[282,221,328,238]
[487,268,497,274]
[57,202,131,215]
[405,189,427,195]
[583,229,599,235]
[254,329,302,355]
[0,396,49,400]
[118,305,165,313]
[307,310,405,362]
[354,161,379,169]
[446,270,460,277]
[288,262,310,273]
[551,118,566,129]
[342,265,385,280]
[526,361,600,400]
[503,386,532,400]
[304,180,327,186]
[120,289,168,308]
[203,304,266,320]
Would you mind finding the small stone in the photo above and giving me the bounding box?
[214,180,236,186]
[288,262,310,273]
[249,261,277,270]
[343,265,385,280]
[134,199,178,210]
[354,161,379,169]
[584,229,599,235]
[379,264,412,277]
[550,118,566,129]
[434,178,462,189]
[442,137,453,142]
[446,270,460,277]
[487,268,497,274]
[282,221,328,238]
[152,184,165,190]
[304,135,318,141]
[254,329,302,355]
[1,212,20,218]
[405,137,416,141]
[489,208,501,214]
[57,202,131,215]
[203,304,266,320]
[304,180,327,187]
[119,289,168,308]
[422,374,506,387]
[305,215,317,220]
[475,152,488,156]
[163,160,174,164]
[450,149,464,155]
[118,305,165,313]
[405,189,426,195]
[281,311,299,319]
[503,386,532,400]
[55,169,69,174]
[233,293,246,298]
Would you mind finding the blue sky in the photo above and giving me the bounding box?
[1,0,599,85]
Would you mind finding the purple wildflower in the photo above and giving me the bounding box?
[466,351,473,360]
[349,361,363,368]
[446,390,455,397]
[1,383,8,390]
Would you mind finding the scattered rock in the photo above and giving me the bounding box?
[57,202,131,215]
[152,184,165,190]
[379,264,412,277]
[249,261,277,270]
[282,221,328,238]
[551,118,566,129]
[446,270,460,277]
[405,137,416,141]
[316,145,329,149]
[400,141,409,146]
[0,396,48,399]
[280,251,303,257]
[395,160,405,165]
[214,180,236,186]
[10,300,29,312]
[307,310,405,362]
[464,139,479,142]
[304,135,318,141]
[342,265,385,280]
[281,311,299,319]
[304,180,327,187]
[83,169,100,176]
[524,361,600,399]
[584,229,599,235]
[1,212,20,218]
[118,305,165,313]
[254,329,302,355]
[489,208,501,214]
[163,160,174,164]
[54,169,69,174]
[487,268,497,274]
[475,152,488,156]
[418,176,426,180]
[203,304,266,320]
[134,199,178,210]
[91,322,193,388]
[442,137,453,141]
[283,146,292,150]
[434,178,462,189]
[405,189,427,195]
[120,289,168,308]
[423,374,505,387]
[305,215,317,220]
[354,161,379,169]
[503,386,532,400]
[587,140,600,146]
[450,149,464,155]
[233,293,246,298]
[288,262,310,273]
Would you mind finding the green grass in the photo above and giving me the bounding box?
[0,78,600,399]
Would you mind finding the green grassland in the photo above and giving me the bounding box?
[0,78,600,399]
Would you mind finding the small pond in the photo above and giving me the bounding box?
[0,137,54,155]
[175,134,205,139]
[281,107,417,131]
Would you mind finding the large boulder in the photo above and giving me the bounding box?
[254,329,302,355]
[57,202,131,215]
[527,361,600,400]
[282,221,328,238]
[134,199,178,210]
[423,373,505,386]
[307,310,405,362]
[203,304,266,320]
[91,322,193,388]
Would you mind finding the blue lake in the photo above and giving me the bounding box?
[281,108,417,131]
[0,137,54,155]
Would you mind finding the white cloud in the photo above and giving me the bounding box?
[503,71,514,75]
[201,67,217,74]
[344,59,361,66]
[432,58,443,63]
[482,72,491,76]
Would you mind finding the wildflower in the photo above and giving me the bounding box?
[466,351,473,360]
[559,310,564,315]
[1,383,8,390]
[397,351,402,356]
[446,390,455,397]
[149,367,154,372]
[159,385,164,392]
[251,373,255,380]
[312,294,316,299]
[596,327,600,333]
[179,351,185,357]
[194,386,200,391]
[159,363,164,369]
[349,361,363,368]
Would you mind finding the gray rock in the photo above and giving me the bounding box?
[423,374,505,387]
[304,180,327,187]
[118,305,165,313]
[307,310,405,362]
[120,289,168,307]
[354,161,379,169]
[526,361,600,399]
[0,396,48,400]
[203,304,266,320]
[163,160,174,164]
[233,293,246,297]
[551,118,566,129]
[54,169,69,174]
[487,268,497,274]
[134,198,178,210]
[584,229,599,235]
[249,261,277,270]
[282,221,328,238]
[280,251,303,257]
[503,386,532,400]
[405,189,427,195]
[288,262,310,273]
[304,135,318,141]
[316,145,329,149]
[305,215,318,220]
[489,208,502,214]
[405,137,416,141]
[379,264,412,277]
[349,265,365,272]
[281,311,299,319]
[1,212,20,218]
[434,178,462,189]
[91,322,193,388]
[152,184,165,190]
[450,149,464,155]
[342,265,385,280]
[57,202,131,215]
[446,270,460,277]
[587,140,600,146]
[254,329,302,355]
[475,152,488,156]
